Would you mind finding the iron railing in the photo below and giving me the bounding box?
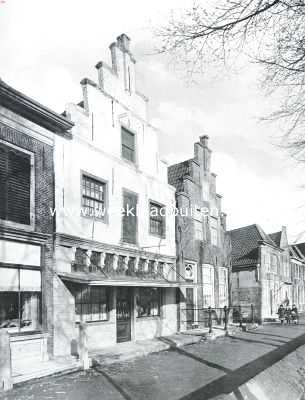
[181,304,259,333]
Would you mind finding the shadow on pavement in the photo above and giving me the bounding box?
[170,347,232,374]
[246,331,292,340]
[93,366,132,400]
[228,334,286,347]
[177,332,305,400]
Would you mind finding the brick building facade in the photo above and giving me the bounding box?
[0,80,72,366]
[168,136,230,330]
[230,225,292,322]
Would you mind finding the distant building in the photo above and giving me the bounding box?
[168,135,230,330]
[52,34,183,355]
[289,243,305,311]
[0,80,73,365]
[229,225,291,321]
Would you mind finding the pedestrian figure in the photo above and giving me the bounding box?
[285,306,292,324]
[291,304,299,324]
[277,304,285,325]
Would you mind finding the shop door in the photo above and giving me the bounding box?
[186,288,195,329]
[116,287,132,343]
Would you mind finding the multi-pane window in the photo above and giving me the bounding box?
[81,175,106,219]
[194,220,203,241]
[210,217,218,246]
[149,201,165,238]
[219,268,228,305]
[122,190,138,244]
[271,254,278,274]
[121,127,135,163]
[0,267,41,333]
[264,254,271,272]
[69,284,109,322]
[202,265,214,307]
[0,142,32,225]
[136,288,160,317]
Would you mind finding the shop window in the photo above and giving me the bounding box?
[149,201,166,238]
[81,174,106,220]
[70,284,109,322]
[0,267,41,333]
[136,288,160,317]
[0,142,32,226]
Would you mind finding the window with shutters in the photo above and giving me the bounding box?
[0,142,33,226]
[122,190,138,244]
[121,126,136,163]
[149,201,166,238]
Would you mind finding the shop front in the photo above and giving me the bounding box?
[58,276,180,351]
[0,230,49,369]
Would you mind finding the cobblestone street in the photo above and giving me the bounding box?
[2,322,305,400]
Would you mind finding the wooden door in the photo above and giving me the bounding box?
[116,287,132,343]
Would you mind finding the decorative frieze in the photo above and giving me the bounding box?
[66,245,176,281]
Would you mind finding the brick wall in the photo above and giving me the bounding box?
[169,137,231,310]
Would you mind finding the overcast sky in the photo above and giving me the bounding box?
[1,0,304,241]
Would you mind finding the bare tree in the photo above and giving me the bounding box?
[157,1,305,160]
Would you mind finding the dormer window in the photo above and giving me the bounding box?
[121,126,135,163]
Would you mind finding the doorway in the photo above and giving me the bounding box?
[116,287,132,343]
[186,288,195,329]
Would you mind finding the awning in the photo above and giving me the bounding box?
[58,272,198,288]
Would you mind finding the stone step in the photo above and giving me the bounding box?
[12,358,81,385]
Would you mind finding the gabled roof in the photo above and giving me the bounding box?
[229,224,277,268]
[290,242,305,261]
[168,160,190,192]
[269,231,282,247]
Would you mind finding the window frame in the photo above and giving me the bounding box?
[136,287,161,318]
[0,265,42,334]
[71,284,110,323]
[202,264,215,307]
[219,267,228,302]
[121,125,136,164]
[80,171,108,223]
[121,188,138,245]
[0,139,35,230]
[149,200,166,239]
[210,217,218,246]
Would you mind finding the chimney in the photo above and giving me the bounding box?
[117,33,131,52]
[194,134,211,171]
[200,135,209,147]
[109,33,135,92]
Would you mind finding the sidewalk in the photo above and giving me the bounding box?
[2,322,305,400]
[12,356,81,385]
[91,326,230,366]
